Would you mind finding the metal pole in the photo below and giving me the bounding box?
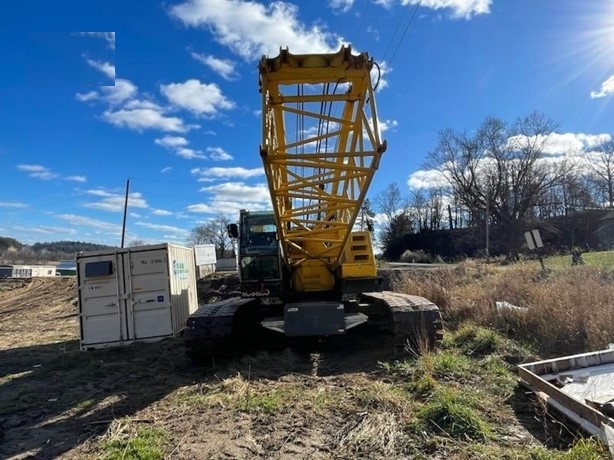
[121,178,130,248]
[485,184,490,263]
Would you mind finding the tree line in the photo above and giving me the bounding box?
[376,112,614,260]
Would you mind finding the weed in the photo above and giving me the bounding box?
[101,419,168,460]
[411,386,494,441]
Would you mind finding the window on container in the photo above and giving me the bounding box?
[85,261,113,278]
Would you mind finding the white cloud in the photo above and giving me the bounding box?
[191,166,264,179]
[82,190,149,212]
[76,78,193,134]
[155,136,189,148]
[103,107,191,132]
[329,0,354,13]
[17,164,58,180]
[55,213,120,232]
[135,221,189,236]
[190,52,239,80]
[590,75,614,98]
[0,202,28,208]
[76,91,99,102]
[200,182,270,201]
[152,208,173,216]
[207,146,233,160]
[76,32,116,49]
[86,59,115,79]
[169,0,344,59]
[407,169,449,189]
[399,0,491,19]
[508,132,612,155]
[160,79,235,115]
[175,147,206,159]
[17,164,47,173]
[161,167,172,173]
[187,200,268,214]
[379,118,399,133]
[102,79,138,104]
[64,175,87,183]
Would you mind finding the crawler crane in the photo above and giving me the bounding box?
[184,46,443,358]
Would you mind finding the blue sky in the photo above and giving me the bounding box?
[1,0,613,246]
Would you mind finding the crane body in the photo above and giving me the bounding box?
[184,47,443,359]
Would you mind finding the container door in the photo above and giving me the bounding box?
[126,249,173,340]
[79,254,126,345]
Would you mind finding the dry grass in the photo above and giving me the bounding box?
[394,262,614,356]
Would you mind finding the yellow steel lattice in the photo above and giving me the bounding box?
[259,46,386,271]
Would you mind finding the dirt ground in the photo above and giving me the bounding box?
[0,275,563,459]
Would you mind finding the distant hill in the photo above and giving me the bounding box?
[0,238,118,264]
[0,237,22,253]
[31,241,117,254]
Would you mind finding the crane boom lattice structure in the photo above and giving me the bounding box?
[259,46,386,291]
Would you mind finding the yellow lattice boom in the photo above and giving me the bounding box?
[259,46,385,291]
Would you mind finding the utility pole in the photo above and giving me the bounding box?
[121,178,130,248]
[485,183,490,263]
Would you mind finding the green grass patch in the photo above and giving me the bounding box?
[411,386,495,441]
[101,420,168,460]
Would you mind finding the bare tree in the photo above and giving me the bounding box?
[128,239,146,247]
[588,140,614,208]
[428,112,572,257]
[374,183,403,223]
[189,213,232,258]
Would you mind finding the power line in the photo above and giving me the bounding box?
[387,0,423,67]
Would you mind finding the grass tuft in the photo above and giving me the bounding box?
[411,386,494,441]
[101,419,168,460]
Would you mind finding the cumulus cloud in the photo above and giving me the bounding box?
[17,164,58,180]
[191,166,264,180]
[329,0,354,13]
[590,75,614,99]
[103,106,191,132]
[374,0,491,19]
[135,221,189,237]
[82,189,149,212]
[187,181,271,214]
[169,0,344,59]
[155,136,189,148]
[160,79,235,115]
[152,208,173,216]
[76,78,194,133]
[64,175,87,183]
[407,169,449,189]
[76,32,116,49]
[190,52,239,80]
[55,213,120,232]
[86,59,115,80]
[207,146,233,160]
[175,147,206,159]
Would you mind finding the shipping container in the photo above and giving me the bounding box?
[11,265,32,278]
[30,265,57,277]
[77,243,198,350]
[0,265,12,278]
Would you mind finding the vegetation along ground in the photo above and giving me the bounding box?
[1,256,613,459]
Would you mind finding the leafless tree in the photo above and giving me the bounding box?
[588,140,614,208]
[188,213,232,258]
[428,112,573,256]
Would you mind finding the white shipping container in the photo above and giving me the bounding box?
[31,265,57,277]
[77,243,198,350]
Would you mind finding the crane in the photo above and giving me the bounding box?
[184,46,443,359]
